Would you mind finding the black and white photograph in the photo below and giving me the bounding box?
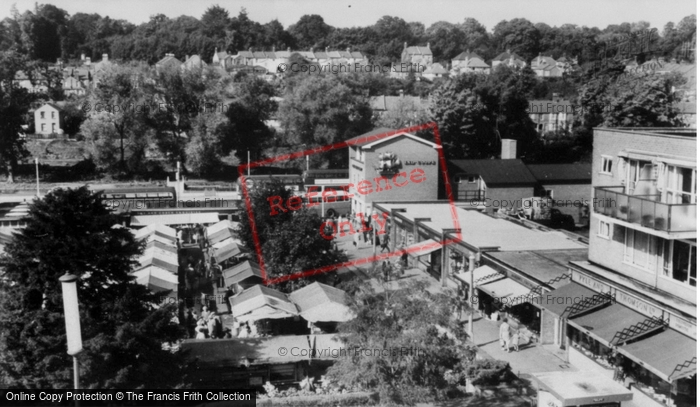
[0,0,696,406]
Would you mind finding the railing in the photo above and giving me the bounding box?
[457,190,485,201]
[594,186,696,233]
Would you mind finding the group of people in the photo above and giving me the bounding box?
[379,249,409,282]
[176,223,207,250]
[499,318,521,353]
[187,306,227,339]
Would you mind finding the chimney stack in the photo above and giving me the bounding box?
[272,45,276,52]
[427,42,430,49]
[102,54,108,61]
[501,139,517,160]
[80,53,85,61]
[347,47,350,53]
[287,47,291,52]
[85,57,91,65]
[310,47,314,53]
[325,46,329,53]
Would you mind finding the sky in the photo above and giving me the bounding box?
[1,0,696,31]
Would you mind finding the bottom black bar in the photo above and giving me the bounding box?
[0,390,256,407]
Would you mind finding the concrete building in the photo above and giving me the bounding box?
[527,163,592,221]
[347,128,440,215]
[538,128,696,407]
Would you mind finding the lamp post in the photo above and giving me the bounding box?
[59,273,83,391]
[467,254,475,340]
[35,158,40,197]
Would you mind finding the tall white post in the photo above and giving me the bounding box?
[468,254,475,340]
[35,158,40,197]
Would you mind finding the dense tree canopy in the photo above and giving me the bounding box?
[0,187,189,388]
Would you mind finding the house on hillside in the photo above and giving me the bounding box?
[528,96,575,135]
[212,47,229,66]
[531,54,563,77]
[93,54,114,72]
[182,55,204,71]
[451,50,490,76]
[155,53,182,71]
[491,49,527,69]
[422,63,449,80]
[369,95,429,121]
[62,76,86,96]
[34,103,63,135]
[401,43,433,67]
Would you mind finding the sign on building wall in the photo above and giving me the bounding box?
[572,271,612,293]
[668,314,697,340]
[615,291,663,319]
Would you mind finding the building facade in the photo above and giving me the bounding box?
[34,103,62,135]
[347,128,440,215]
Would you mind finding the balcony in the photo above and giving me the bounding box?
[594,186,696,234]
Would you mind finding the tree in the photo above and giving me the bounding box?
[374,96,431,129]
[327,280,480,404]
[0,51,32,183]
[84,64,149,173]
[288,14,333,49]
[278,74,373,168]
[492,18,541,61]
[0,187,189,388]
[200,5,230,39]
[185,112,226,177]
[235,181,346,292]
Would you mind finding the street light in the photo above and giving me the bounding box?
[34,158,40,198]
[59,273,83,390]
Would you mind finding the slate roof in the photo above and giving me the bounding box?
[526,164,592,184]
[424,63,448,74]
[449,159,538,187]
[405,46,432,55]
[156,55,182,67]
[493,50,524,62]
[453,51,483,61]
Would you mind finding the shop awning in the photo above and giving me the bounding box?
[455,265,506,286]
[131,212,219,226]
[132,266,178,293]
[478,278,532,303]
[213,237,245,264]
[619,329,697,382]
[223,260,264,287]
[569,303,661,346]
[230,285,298,322]
[405,239,442,258]
[206,220,238,245]
[532,283,605,318]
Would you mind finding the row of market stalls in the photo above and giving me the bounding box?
[130,223,180,297]
[182,282,354,388]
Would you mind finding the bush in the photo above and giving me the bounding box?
[469,360,513,386]
[257,391,379,406]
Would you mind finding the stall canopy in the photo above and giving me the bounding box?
[455,265,506,286]
[230,285,298,322]
[6,204,29,218]
[289,282,354,323]
[619,328,697,382]
[206,220,239,245]
[133,223,177,242]
[146,239,178,254]
[131,212,219,226]
[131,265,178,293]
[478,278,532,303]
[568,303,661,346]
[531,283,603,318]
[405,239,443,257]
[212,237,245,264]
[137,246,179,273]
[223,260,264,287]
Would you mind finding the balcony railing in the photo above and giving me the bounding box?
[594,186,696,233]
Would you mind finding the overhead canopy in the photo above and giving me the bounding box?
[206,220,239,245]
[289,282,354,323]
[131,212,219,226]
[223,260,264,287]
[619,329,697,382]
[213,237,245,264]
[569,303,657,346]
[132,265,178,293]
[146,239,177,254]
[137,246,179,273]
[455,265,505,286]
[478,278,532,303]
[230,285,298,322]
[133,223,177,242]
[405,239,442,258]
[531,283,600,318]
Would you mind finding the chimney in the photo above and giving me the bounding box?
[85,57,91,65]
[404,42,407,50]
[272,45,275,52]
[427,42,430,49]
[215,47,218,54]
[287,47,291,52]
[347,47,350,53]
[249,47,252,52]
[552,93,559,102]
[501,139,517,160]
[80,53,85,61]
[186,55,190,61]
[310,47,314,53]
[506,48,511,54]
[325,46,329,53]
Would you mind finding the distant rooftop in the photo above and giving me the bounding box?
[593,127,697,138]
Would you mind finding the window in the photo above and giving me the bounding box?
[598,220,610,239]
[41,124,45,132]
[51,111,55,119]
[51,123,56,132]
[467,177,477,183]
[601,156,613,174]
[454,175,462,184]
[40,112,45,119]
[545,189,554,199]
[662,240,697,287]
[664,165,696,204]
[624,229,659,271]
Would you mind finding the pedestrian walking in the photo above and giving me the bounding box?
[510,329,520,352]
[380,234,390,253]
[499,319,511,351]
[353,232,359,248]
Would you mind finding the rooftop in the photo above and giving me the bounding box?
[486,249,589,289]
[593,127,697,139]
[526,163,592,184]
[449,159,538,187]
[375,203,587,252]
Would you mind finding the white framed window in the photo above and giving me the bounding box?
[663,165,696,204]
[661,239,697,287]
[41,124,45,132]
[454,175,462,184]
[597,220,610,239]
[40,112,45,119]
[623,228,659,272]
[601,156,613,174]
[467,176,477,183]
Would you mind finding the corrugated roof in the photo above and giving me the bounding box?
[449,159,538,187]
[526,163,592,183]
